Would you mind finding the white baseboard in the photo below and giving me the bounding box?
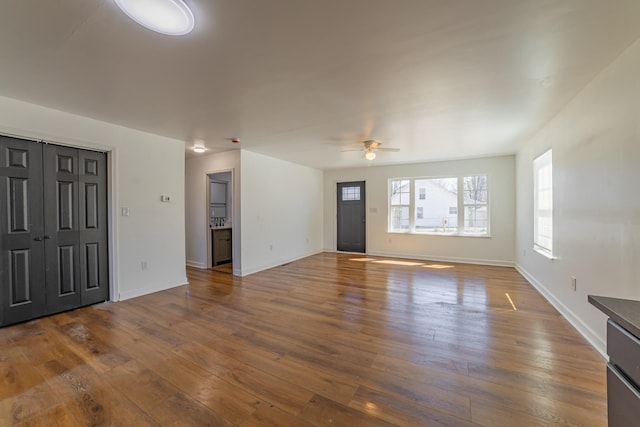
[118,278,189,301]
[186,260,206,269]
[515,263,607,359]
[239,250,324,277]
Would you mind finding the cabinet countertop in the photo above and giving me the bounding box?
[211,226,232,230]
[589,295,640,339]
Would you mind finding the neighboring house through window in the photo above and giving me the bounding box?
[389,175,488,235]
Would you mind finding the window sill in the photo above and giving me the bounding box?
[388,230,491,238]
[533,247,555,260]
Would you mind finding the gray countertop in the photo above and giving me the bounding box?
[589,295,640,339]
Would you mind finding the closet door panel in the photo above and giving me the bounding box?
[79,150,108,305]
[0,137,46,326]
[43,144,81,313]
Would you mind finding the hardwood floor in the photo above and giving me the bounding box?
[211,263,233,274]
[0,253,606,426]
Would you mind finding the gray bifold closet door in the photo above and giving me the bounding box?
[0,136,108,326]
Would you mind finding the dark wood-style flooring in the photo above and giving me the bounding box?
[0,253,606,426]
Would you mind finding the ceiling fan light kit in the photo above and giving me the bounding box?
[337,136,399,161]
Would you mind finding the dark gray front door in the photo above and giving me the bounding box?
[0,136,108,326]
[0,137,46,325]
[337,181,366,253]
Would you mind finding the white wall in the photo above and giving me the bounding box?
[323,156,516,266]
[0,95,187,301]
[515,39,640,357]
[240,150,323,275]
[185,150,241,273]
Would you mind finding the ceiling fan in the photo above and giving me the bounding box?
[341,139,400,160]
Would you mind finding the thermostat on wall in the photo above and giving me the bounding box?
[160,195,171,202]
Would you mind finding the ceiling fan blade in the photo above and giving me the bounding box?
[376,147,400,152]
[341,148,364,152]
[325,136,357,142]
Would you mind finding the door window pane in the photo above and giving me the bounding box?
[342,186,360,201]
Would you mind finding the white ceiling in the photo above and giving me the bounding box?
[1,0,639,169]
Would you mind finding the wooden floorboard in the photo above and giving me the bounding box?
[0,253,607,426]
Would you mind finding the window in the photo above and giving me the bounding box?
[389,179,410,231]
[389,175,488,235]
[534,150,553,256]
[463,175,488,234]
[415,178,458,233]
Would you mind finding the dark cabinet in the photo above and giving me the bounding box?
[212,228,232,266]
[589,296,640,427]
[607,364,640,427]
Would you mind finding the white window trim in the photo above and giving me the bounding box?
[533,246,555,260]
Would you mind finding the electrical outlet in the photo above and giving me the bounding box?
[571,276,577,291]
[141,261,147,270]
[523,249,527,257]
[269,244,273,251]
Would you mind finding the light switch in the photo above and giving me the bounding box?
[161,195,171,202]
[121,207,130,216]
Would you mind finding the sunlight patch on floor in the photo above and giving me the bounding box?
[422,264,454,269]
[373,260,424,266]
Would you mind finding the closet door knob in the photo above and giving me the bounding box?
[43,235,51,240]
[34,237,42,241]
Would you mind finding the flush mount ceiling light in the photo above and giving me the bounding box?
[114,0,195,35]
[193,143,206,153]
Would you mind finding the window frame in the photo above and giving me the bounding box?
[533,149,553,258]
[388,174,490,237]
[462,175,489,235]
[388,179,411,232]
